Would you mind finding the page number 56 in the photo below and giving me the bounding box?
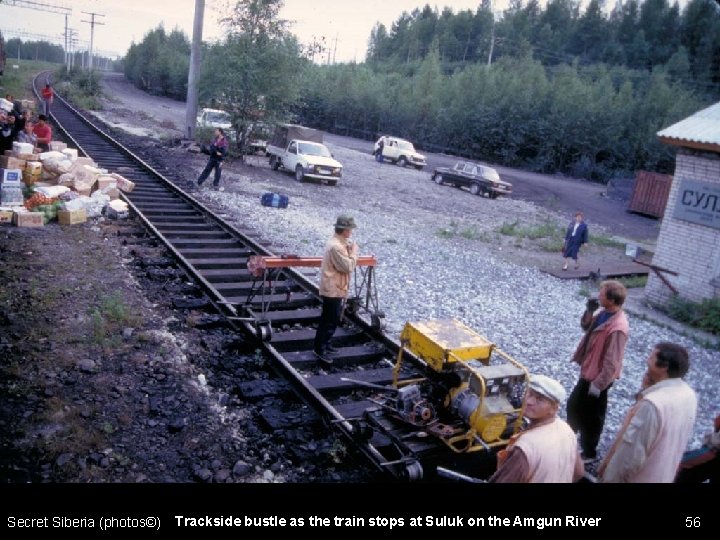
[685,517,701,527]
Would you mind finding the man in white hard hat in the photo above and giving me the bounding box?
[490,374,584,483]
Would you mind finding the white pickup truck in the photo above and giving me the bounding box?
[266,124,342,186]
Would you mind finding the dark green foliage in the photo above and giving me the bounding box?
[4,39,64,64]
[124,26,190,99]
[667,296,720,336]
[295,56,705,181]
[56,66,103,109]
[294,0,718,181]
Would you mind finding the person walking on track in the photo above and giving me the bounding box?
[194,128,228,190]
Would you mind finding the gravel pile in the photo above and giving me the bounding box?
[193,142,719,462]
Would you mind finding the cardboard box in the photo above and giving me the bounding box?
[110,173,135,193]
[12,142,34,155]
[23,172,41,186]
[26,161,43,175]
[49,141,68,152]
[58,208,87,225]
[1,156,26,169]
[1,168,23,183]
[16,153,38,161]
[75,157,96,166]
[13,211,44,228]
[0,209,13,224]
[96,176,116,190]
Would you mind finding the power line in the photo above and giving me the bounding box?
[1,0,71,16]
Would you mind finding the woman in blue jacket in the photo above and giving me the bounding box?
[562,212,588,270]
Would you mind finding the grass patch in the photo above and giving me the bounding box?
[665,296,720,336]
[0,60,58,102]
[498,220,565,241]
[540,238,566,252]
[55,66,103,110]
[437,220,485,240]
[437,220,459,238]
[592,234,625,248]
[616,275,648,289]
[89,292,141,347]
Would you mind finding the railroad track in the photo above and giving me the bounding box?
[34,72,520,482]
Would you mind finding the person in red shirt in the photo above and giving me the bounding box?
[41,84,54,116]
[33,115,52,152]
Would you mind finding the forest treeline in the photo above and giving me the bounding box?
[119,0,720,181]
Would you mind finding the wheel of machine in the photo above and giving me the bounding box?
[294,165,305,182]
[327,179,338,186]
[255,320,272,342]
[434,174,444,185]
[349,419,373,442]
[270,156,280,170]
[490,192,499,199]
[470,182,481,196]
[398,156,408,167]
[371,313,385,331]
[402,460,423,481]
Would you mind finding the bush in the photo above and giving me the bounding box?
[666,296,720,336]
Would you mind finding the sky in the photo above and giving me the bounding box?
[0,0,511,62]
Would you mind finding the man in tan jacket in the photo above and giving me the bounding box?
[313,215,359,365]
[599,342,697,483]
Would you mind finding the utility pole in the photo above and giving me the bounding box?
[81,11,105,71]
[64,13,69,69]
[185,0,205,140]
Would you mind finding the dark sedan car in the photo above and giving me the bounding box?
[431,161,512,198]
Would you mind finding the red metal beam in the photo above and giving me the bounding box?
[248,255,377,276]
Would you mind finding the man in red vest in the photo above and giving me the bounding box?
[567,280,630,463]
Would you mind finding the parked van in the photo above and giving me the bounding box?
[373,136,426,169]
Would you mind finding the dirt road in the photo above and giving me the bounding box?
[95,72,660,244]
[324,133,661,242]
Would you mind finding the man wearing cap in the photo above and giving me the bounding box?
[313,215,360,365]
[490,375,583,483]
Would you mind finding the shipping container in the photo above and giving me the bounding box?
[628,170,672,218]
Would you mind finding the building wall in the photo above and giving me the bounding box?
[645,148,720,304]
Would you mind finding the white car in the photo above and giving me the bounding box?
[373,136,427,169]
[196,108,236,140]
[273,140,343,185]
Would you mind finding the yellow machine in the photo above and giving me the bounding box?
[392,319,529,453]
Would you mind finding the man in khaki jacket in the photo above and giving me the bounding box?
[599,342,697,483]
[313,215,359,365]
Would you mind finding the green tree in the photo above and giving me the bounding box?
[202,0,305,153]
[571,0,609,63]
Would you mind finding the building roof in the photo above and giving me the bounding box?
[657,101,720,152]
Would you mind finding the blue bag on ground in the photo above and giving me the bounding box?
[261,192,289,208]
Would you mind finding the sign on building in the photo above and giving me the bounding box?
[673,179,720,230]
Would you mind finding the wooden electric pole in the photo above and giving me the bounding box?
[185,0,205,140]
